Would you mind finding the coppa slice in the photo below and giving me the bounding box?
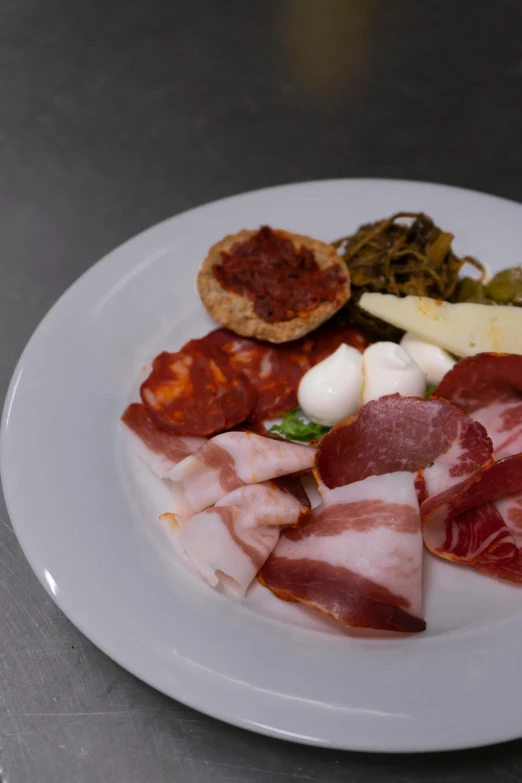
[167,431,316,515]
[496,489,522,548]
[203,323,369,421]
[179,477,310,595]
[422,455,522,580]
[259,472,425,633]
[140,338,256,437]
[121,403,206,478]
[426,355,522,580]
[435,353,522,459]
[315,395,492,492]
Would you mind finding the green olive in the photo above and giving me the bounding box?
[485,267,522,305]
[453,277,486,303]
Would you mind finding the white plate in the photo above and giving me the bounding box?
[3,179,522,753]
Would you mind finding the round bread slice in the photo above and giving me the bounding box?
[197,227,351,343]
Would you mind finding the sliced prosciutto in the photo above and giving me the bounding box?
[168,431,315,515]
[435,353,522,459]
[260,472,425,633]
[121,403,206,478]
[179,477,310,594]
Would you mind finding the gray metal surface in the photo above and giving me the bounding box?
[1,0,522,780]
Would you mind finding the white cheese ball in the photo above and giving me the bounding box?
[362,342,426,404]
[298,344,363,427]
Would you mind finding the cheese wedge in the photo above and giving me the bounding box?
[359,293,522,358]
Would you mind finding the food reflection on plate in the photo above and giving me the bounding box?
[121,213,522,636]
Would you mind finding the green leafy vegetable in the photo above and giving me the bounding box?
[332,212,487,341]
[425,384,437,397]
[269,408,330,442]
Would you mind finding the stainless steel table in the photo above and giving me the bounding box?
[2,1,522,780]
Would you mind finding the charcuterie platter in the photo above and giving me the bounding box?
[123,207,522,636]
[4,179,522,751]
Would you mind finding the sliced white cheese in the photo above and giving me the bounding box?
[359,293,522,358]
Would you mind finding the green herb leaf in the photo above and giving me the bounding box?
[425,384,437,398]
[269,408,330,442]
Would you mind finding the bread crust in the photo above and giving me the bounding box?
[197,228,351,343]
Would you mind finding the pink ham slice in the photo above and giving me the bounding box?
[121,403,206,478]
[179,477,310,594]
[259,472,425,633]
[435,353,522,460]
[167,431,315,515]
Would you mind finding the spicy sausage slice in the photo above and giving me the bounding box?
[202,322,369,421]
[140,338,256,436]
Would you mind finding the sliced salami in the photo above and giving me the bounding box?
[202,323,369,421]
[140,338,256,436]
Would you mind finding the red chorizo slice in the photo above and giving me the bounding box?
[200,328,306,420]
[202,323,369,421]
[140,339,256,437]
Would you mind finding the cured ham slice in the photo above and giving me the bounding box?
[121,403,206,478]
[422,455,522,579]
[168,431,316,515]
[314,395,522,583]
[421,454,522,534]
[435,354,522,459]
[315,395,492,491]
[424,502,517,569]
[259,472,425,633]
[495,491,522,548]
[203,323,369,421]
[425,356,522,580]
[179,477,310,594]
